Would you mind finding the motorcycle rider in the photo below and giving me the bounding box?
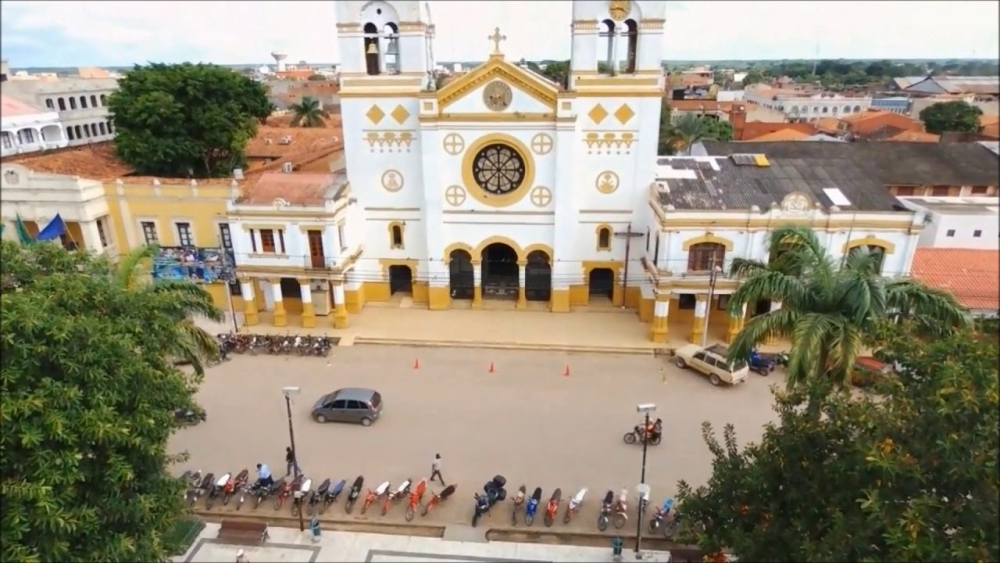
[642,418,663,442]
[255,463,274,489]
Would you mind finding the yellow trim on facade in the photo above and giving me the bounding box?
[681,233,736,251]
[473,235,524,261]
[595,224,613,251]
[377,258,419,276]
[461,133,536,208]
[297,224,325,231]
[843,235,897,254]
[387,221,405,249]
[570,90,665,98]
[435,55,559,111]
[581,260,624,307]
[522,243,554,261]
[419,112,558,123]
[443,242,476,262]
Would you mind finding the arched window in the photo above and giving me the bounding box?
[687,243,725,272]
[850,245,886,274]
[107,120,114,134]
[73,125,82,138]
[80,96,87,109]
[389,223,404,249]
[83,124,91,137]
[832,106,839,114]
[90,95,98,107]
[843,105,851,113]
[599,20,615,74]
[853,105,861,113]
[98,122,107,135]
[822,107,829,114]
[597,227,612,250]
[57,98,66,111]
[67,127,75,141]
[624,19,638,74]
[45,99,54,109]
[382,23,399,75]
[100,94,107,105]
[69,97,77,110]
[363,23,381,76]
[799,105,807,114]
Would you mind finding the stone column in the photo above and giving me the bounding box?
[764,301,782,344]
[332,281,349,328]
[241,278,259,327]
[269,278,287,327]
[516,261,527,310]
[649,294,670,343]
[81,219,104,253]
[689,294,708,344]
[471,259,482,309]
[299,278,315,328]
[725,302,748,344]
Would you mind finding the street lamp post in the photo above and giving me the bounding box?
[635,403,657,559]
[282,386,304,532]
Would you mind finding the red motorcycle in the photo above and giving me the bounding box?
[422,484,457,516]
[405,479,427,522]
[543,488,562,527]
[222,469,249,506]
[273,475,301,511]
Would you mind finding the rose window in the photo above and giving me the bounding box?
[471,143,526,195]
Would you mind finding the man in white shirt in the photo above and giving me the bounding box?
[256,463,274,488]
[430,453,445,485]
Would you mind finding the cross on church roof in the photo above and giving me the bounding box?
[488,27,506,55]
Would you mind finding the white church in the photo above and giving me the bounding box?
[227,0,927,344]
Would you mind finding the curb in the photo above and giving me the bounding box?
[192,509,446,538]
[352,338,656,356]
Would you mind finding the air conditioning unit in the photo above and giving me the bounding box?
[264,138,273,145]
[232,168,244,180]
[281,162,293,173]
[279,135,292,145]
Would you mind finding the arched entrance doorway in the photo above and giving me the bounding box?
[525,250,551,302]
[482,242,519,300]
[449,249,474,300]
[388,265,413,295]
[589,268,614,300]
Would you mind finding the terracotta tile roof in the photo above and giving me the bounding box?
[667,100,734,112]
[2,143,133,180]
[981,123,1000,140]
[740,120,816,141]
[815,117,843,134]
[911,248,999,311]
[888,130,940,143]
[244,123,343,159]
[238,172,343,205]
[842,109,888,123]
[1,94,47,117]
[980,115,1000,128]
[746,128,812,142]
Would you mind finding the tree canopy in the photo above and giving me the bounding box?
[289,96,330,128]
[108,63,273,178]
[919,100,984,135]
[726,225,970,388]
[677,322,999,562]
[0,241,219,562]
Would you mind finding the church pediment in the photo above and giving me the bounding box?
[436,56,559,114]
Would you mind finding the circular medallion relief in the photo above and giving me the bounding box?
[609,0,631,22]
[530,186,552,208]
[444,185,467,207]
[781,192,811,213]
[472,143,526,196]
[381,170,404,192]
[483,81,513,112]
[596,170,620,194]
[530,133,553,155]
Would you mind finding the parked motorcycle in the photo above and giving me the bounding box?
[405,479,427,522]
[307,478,331,517]
[274,475,302,511]
[174,408,206,425]
[543,488,562,527]
[510,485,526,526]
[648,497,675,536]
[189,473,214,506]
[382,479,411,516]
[597,489,615,531]
[345,475,365,514]
[361,481,390,515]
[204,472,231,510]
[320,478,346,515]
[612,487,629,529]
[250,478,278,510]
[563,487,587,524]
[222,469,249,506]
[290,477,313,517]
[472,475,507,527]
[623,422,662,446]
[182,470,203,504]
[422,483,457,516]
[663,504,699,540]
[524,487,542,526]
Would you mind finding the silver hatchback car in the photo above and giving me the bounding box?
[311,388,383,426]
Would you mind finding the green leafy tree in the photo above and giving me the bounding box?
[701,118,733,142]
[725,225,970,388]
[289,96,330,128]
[677,322,999,562]
[108,63,273,178]
[0,241,221,562]
[668,113,720,155]
[741,70,764,86]
[920,100,984,135]
[658,99,676,155]
[537,59,570,89]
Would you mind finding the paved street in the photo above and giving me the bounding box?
[169,346,781,532]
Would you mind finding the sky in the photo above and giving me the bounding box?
[2,0,998,68]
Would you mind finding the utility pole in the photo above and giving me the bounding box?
[700,252,721,347]
[282,387,304,532]
[614,225,644,309]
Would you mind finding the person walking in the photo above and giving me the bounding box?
[285,447,300,478]
[430,453,445,485]
[235,549,249,563]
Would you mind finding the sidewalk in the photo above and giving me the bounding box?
[176,523,672,562]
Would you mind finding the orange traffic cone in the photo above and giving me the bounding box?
[413,358,420,369]
[488,361,495,373]
[563,364,571,377]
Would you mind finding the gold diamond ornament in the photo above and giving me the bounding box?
[614,104,635,124]
[588,104,609,124]
[366,105,385,124]
[391,105,411,124]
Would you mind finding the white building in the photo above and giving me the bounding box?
[897,197,999,250]
[2,77,118,146]
[743,85,872,123]
[1,95,68,157]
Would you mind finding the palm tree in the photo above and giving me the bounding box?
[115,245,222,376]
[668,113,718,155]
[725,225,970,389]
[289,97,329,128]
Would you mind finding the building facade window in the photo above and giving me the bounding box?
[45,99,54,109]
[141,221,159,244]
[248,229,258,252]
[96,219,109,248]
[98,123,107,135]
[58,97,66,111]
[973,230,982,237]
[338,224,347,251]
[389,223,404,249]
[277,229,286,253]
[930,186,950,196]
[17,129,35,144]
[946,229,955,237]
[259,229,276,253]
[678,294,696,309]
[895,186,916,196]
[67,127,75,141]
[687,242,725,271]
[176,222,193,246]
[100,94,107,105]
[69,97,77,110]
[596,226,612,251]
[80,96,88,109]
[970,186,989,195]
[90,95,98,107]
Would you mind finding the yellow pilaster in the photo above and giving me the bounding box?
[550,288,570,313]
[516,261,527,310]
[297,278,316,328]
[472,285,483,309]
[689,294,707,344]
[333,303,349,328]
[649,315,669,343]
[428,286,450,311]
[244,299,259,327]
[725,316,740,344]
[269,278,287,328]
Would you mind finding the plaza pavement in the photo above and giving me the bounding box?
[169,345,783,535]
[176,523,674,562]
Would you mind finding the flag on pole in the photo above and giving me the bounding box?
[36,213,67,242]
[15,214,34,245]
